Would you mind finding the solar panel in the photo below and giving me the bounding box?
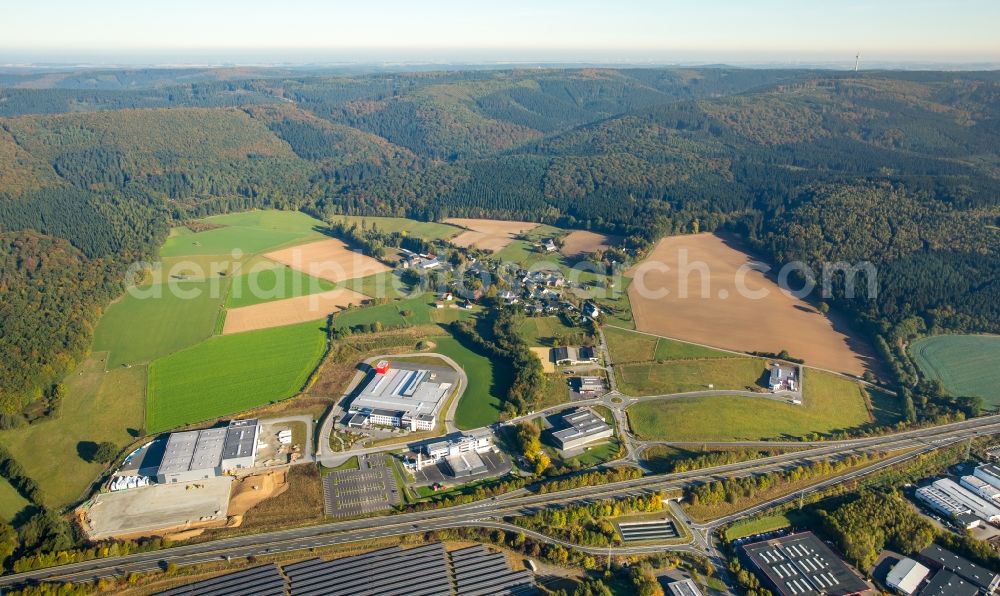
[156,564,286,596]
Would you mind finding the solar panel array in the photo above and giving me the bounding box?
[617,520,680,543]
[157,563,286,596]
[284,543,452,596]
[157,542,537,596]
[449,544,536,596]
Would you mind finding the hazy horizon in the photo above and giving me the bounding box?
[4,0,999,69]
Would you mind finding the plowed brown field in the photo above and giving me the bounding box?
[625,233,876,376]
[444,218,539,252]
[222,288,367,334]
[264,238,390,284]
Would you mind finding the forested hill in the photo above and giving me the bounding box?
[0,66,998,417]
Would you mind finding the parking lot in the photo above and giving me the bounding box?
[323,454,401,517]
[410,449,510,487]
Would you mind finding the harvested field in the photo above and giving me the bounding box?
[444,218,539,252]
[264,238,390,284]
[626,234,875,376]
[222,288,367,334]
[530,347,556,373]
[559,230,619,258]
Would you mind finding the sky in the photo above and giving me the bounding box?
[3,0,999,66]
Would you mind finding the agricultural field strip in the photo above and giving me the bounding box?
[5,417,992,587]
[607,324,887,388]
[222,288,368,334]
[624,233,873,376]
[910,335,1000,406]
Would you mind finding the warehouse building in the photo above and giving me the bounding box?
[741,532,873,596]
[916,485,973,518]
[551,408,613,451]
[961,474,1000,503]
[885,558,930,595]
[222,419,259,470]
[921,570,977,596]
[932,478,1000,523]
[443,451,489,478]
[155,419,261,483]
[919,544,1000,595]
[974,463,1000,490]
[347,361,455,432]
[572,376,606,395]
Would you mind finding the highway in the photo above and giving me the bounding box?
[2,414,997,589]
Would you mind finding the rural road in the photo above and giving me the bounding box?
[4,415,996,588]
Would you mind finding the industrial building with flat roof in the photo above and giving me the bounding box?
[975,463,1000,490]
[920,570,977,596]
[156,419,261,483]
[885,558,929,596]
[347,361,456,432]
[961,474,1000,502]
[550,408,613,451]
[919,544,1000,594]
[443,450,489,478]
[931,478,1000,523]
[415,432,494,478]
[740,532,872,596]
[916,485,973,519]
[666,578,704,596]
[573,376,606,394]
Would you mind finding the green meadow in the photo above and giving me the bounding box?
[626,370,879,441]
[605,326,732,363]
[93,280,226,368]
[435,335,512,430]
[0,355,147,508]
[0,478,31,522]
[146,321,328,432]
[332,296,478,331]
[911,335,1000,409]
[331,215,463,241]
[226,265,336,309]
[160,209,327,257]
